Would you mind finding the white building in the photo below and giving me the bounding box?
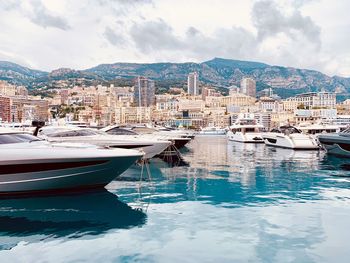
[0,81,16,96]
[155,95,178,111]
[287,92,336,109]
[258,97,279,112]
[255,112,272,131]
[115,106,151,124]
[228,85,240,96]
[178,98,204,112]
[294,109,337,122]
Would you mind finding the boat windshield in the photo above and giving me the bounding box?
[48,129,103,137]
[271,126,302,134]
[159,127,175,131]
[131,127,156,134]
[105,127,138,135]
[0,133,41,144]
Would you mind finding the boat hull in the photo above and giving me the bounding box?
[198,132,226,136]
[0,156,140,195]
[322,144,350,157]
[172,138,191,149]
[262,133,319,150]
[108,140,171,159]
[227,131,264,143]
[318,134,350,157]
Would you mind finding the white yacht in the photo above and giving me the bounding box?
[156,126,196,139]
[198,126,226,136]
[38,127,171,160]
[65,121,89,128]
[101,125,192,150]
[318,127,350,157]
[0,129,143,195]
[262,125,319,150]
[227,117,264,143]
[296,123,345,136]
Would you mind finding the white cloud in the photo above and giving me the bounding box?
[25,0,71,30]
[104,26,126,46]
[252,0,321,46]
[0,0,349,77]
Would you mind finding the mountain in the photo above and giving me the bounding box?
[85,58,270,84]
[1,58,350,99]
[85,58,350,98]
[85,58,350,96]
[0,61,48,86]
[48,68,105,80]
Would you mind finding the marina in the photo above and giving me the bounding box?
[1,0,350,261]
[0,135,350,261]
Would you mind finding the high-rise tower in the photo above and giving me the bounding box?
[134,76,155,107]
[240,78,256,98]
[187,72,199,95]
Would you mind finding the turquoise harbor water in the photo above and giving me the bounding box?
[1,136,350,262]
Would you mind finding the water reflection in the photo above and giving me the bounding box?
[0,190,146,250]
[168,137,324,179]
[115,137,350,207]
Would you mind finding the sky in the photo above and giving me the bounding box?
[0,0,350,77]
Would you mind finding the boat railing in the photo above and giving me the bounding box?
[340,126,350,136]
